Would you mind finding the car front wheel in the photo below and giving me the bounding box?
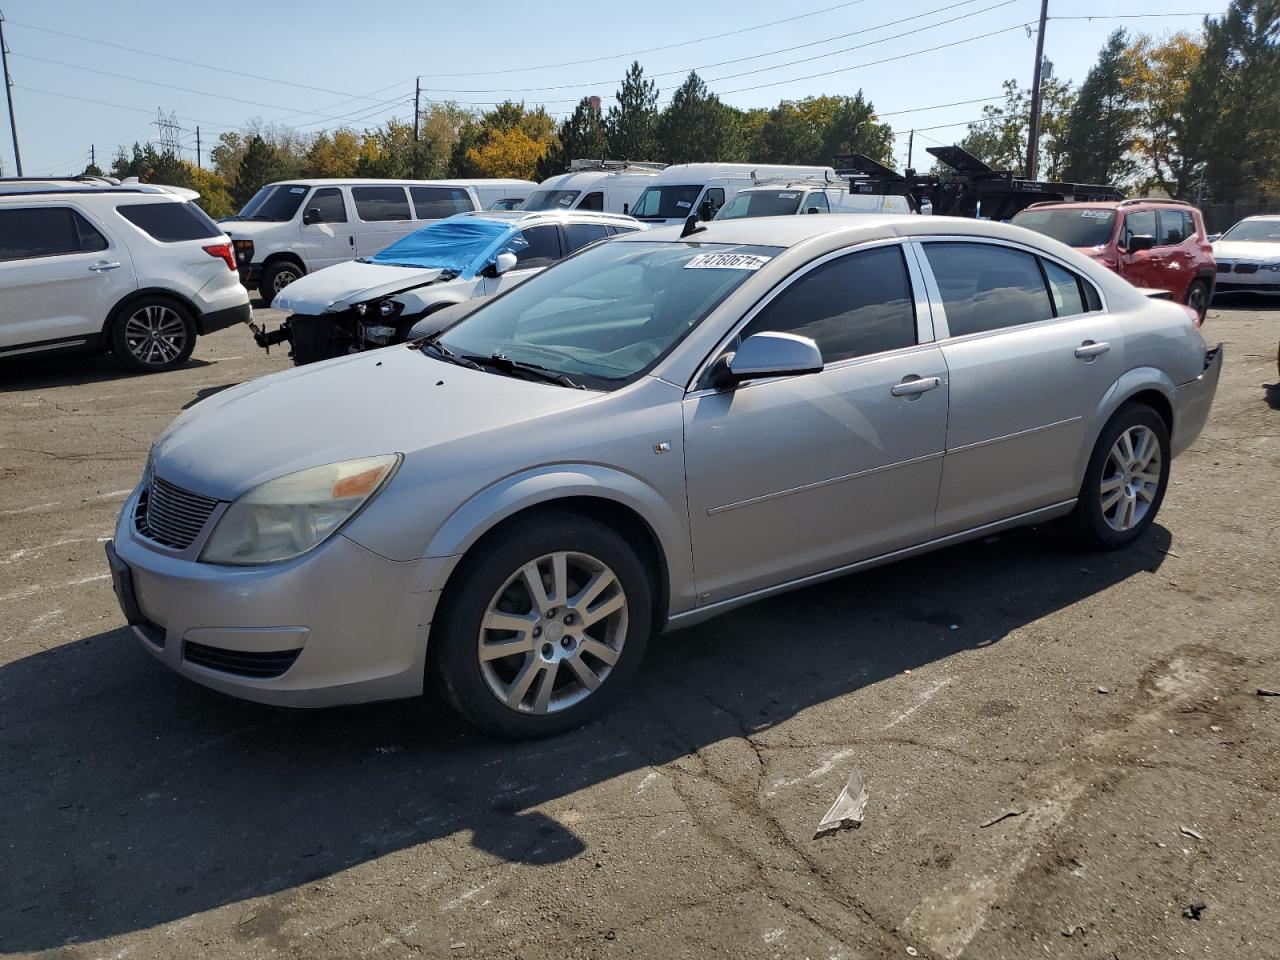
[1066,403,1171,549]
[432,511,653,738]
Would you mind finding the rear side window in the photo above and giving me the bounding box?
[739,245,917,363]
[923,242,1053,336]
[0,207,108,261]
[410,187,474,219]
[1157,210,1195,245]
[578,191,604,211]
[563,222,610,252]
[511,225,562,268]
[117,202,221,242]
[1042,259,1086,316]
[352,186,411,221]
[306,187,347,223]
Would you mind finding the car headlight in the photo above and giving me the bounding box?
[200,455,400,565]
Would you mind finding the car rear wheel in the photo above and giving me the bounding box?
[258,260,302,304]
[1065,403,1170,549]
[1185,279,1210,322]
[432,511,652,739]
[110,296,196,373]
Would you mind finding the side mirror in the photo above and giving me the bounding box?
[806,206,821,215]
[302,208,322,225]
[1126,233,1156,253]
[711,332,823,388]
[482,251,519,278]
[622,202,630,215]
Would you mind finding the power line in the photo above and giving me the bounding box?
[13,84,242,129]
[1048,11,1216,20]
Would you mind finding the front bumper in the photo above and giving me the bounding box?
[108,487,452,707]
[1171,344,1223,458]
[1213,274,1280,294]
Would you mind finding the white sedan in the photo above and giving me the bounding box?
[1211,215,1280,296]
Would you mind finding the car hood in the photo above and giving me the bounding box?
[1212,240,1280,262]
[217,218,293,241]
[272,260,450,313]
[150,347,599,501]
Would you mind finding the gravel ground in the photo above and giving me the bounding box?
[1,298,1277,960]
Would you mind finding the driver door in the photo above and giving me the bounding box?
[299,187,353,270]
[682,243,948,603]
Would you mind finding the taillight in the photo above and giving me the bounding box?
[203,242,236,271]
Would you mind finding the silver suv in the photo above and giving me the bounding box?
[0,180,250,372]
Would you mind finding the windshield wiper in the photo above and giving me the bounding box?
[414,337,484,371]
[468,352,584,389]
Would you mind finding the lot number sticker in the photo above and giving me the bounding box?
[684,253,773,270]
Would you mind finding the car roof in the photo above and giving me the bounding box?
[458,209,641,226]
[536,169,662,189]
[262,178,485,188]
[648,163,837,182]
[0,186,187,203]
[1019,199,1194,212]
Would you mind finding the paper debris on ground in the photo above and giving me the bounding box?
[813,768,869,838]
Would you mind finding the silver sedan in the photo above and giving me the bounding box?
[106,215,1222,738]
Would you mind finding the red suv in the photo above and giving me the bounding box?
[1011,199,1216,323]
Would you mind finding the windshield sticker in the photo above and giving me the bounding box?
[289,186,306,194]
[557,196,573,206]
[684,252,773,271]
[1079,210,1111,219]
[779,192,800,199]
[676,200,692,208]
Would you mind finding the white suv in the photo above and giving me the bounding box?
[0,182,250,373]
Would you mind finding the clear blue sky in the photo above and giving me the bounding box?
[1,0,1227,177]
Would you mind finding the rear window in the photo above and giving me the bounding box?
[117,202,221,242]
[1011,208,1116,247]
[352,186,411,221]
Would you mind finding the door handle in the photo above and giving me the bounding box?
[89,261,121,272]
[1074,340,1110,360]
[891,375,942,397]
[348,236,355,247]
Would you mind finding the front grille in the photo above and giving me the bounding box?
[135,475,219,550]
[1234,263,1259,274]
[1216,261,1233,272]
[183,641,302,679]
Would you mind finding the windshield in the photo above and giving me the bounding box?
[236,183,309,222]
[519,189,581,211]
[631,184,702,219]
[365,217,522,276]
[1011,208,1117,247]
[437,241,780,389]
[1221,219,1280,242]
[716,190,803,220]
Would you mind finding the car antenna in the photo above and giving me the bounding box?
[681,214,706,238]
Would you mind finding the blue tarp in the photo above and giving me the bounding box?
[366,217,527,278]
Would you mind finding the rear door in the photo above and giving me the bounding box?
[0,204,135,351]
[917,239,1123,533]
[300,186,353,270]
[351,186,414,257]
[1156,209,1196,297]
[683,242,948,601]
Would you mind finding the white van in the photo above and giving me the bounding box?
[715,180,912,220]
[520,161,664,216]
[221,178,531,302]
[628,163,841,227]
[471,179,538,211]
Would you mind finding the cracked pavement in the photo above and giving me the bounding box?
[1,301,1278,959]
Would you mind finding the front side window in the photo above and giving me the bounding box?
[738,245,917,363]
[563,222,610,252]
[510,224,562,267]
[631,184,702,219]
[306,187,347,223]
[702,188,726,217]
[578,191,604,212]
[519,189,580,211]
[803,192,830,213]
[352,186,411,221]
[1121,210,1157,247]
[437,241,778,388]
[117,201,221,242]
[0,207,107,261]
[236,183,309,222]
[923,242,1053,337]
[411,187,474,219]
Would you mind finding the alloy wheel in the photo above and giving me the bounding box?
[122,304,188,367]
[1100,424,1162,532]
[478,551,628,714]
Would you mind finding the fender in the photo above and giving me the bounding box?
[1074,365,1177,482]
[102,286,202,338]
[422,463,695,615]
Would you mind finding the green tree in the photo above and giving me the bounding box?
[542,97,609,177]
[210,132,247,191]
[449,102,556,177]
[1123,32,1204,196]
[304,129,361,178]
[657,71,740,164]
[417,102,471,179]
[819,92,894,166]
[354,120,418,178]
[605,61,660,161]
[1061,30,1138,185]
[957,77,1074,179]
[234,136,286,207]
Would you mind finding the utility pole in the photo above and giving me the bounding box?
[412,77,421,177]
[1023,0,1049,181]
[195,126,201,168]
[90,143,95,169]
[906,129,914,171]
[0,10,23,176]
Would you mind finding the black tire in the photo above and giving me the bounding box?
[110,295,197,373]
[1064,402,1171,550]
[1185,279,1210,322]
[432,510,653,739]
[258,260,303,304]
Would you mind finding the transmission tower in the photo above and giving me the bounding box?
[152,109,184,155]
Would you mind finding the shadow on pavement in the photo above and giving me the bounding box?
[0,523,1170,951]
[182,383,238,409]
[0,354,211,393]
